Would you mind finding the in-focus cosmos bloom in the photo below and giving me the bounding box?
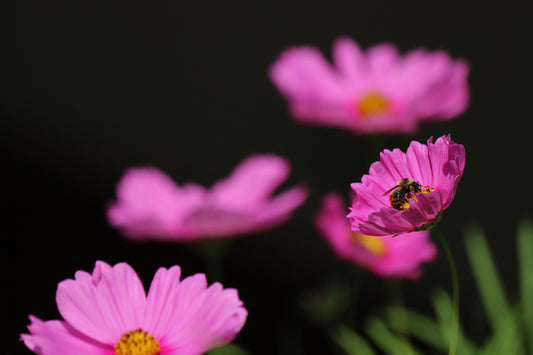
[348,134,465,236]
[317,193,436,279]
[22,261,247,355]
[108,154,308,241]
[269,36,469,134]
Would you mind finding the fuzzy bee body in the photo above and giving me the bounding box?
[383,178,432,211]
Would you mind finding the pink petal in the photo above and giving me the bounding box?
[269,37,469,135]
[317,193,385,268]
[349,134,465,236]
[269,46,353,127]
[145,273,247,354]
[373,231,437,279]
[210,154,290,209]
[252,185,309,227]
[21,316,112,355]
[375,207,417,231]
[108,155,307,241]
[143,265,183,337]
[405,140,434,186]
[402,191,445,226]
[352,181,389,210]
[315,193,356,260]
[378,148,412,183]
[107,167,205,239]
[181,208,254,238]
[352,207,412,236]
[393,50,450,96]
[415,59,470,119]
[332,37,366,80]
[428,135,465,188]
[269,46,344,99]
[366,43,400,77]
[180,185,307,239]
[317,193,436,279]
[56,261,147,344]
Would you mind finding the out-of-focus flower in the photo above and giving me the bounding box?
[108,154,308,241]
[269,37,469,134]
[317,193,436,279]
[21,261,247,355]
[348,134,465,236]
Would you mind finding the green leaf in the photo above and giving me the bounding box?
[518,219,533,353]
[298,281,351,326]
[365,317,419,355]
[207,343,252,355]
[389,221,531,355]
[330,326,376,355]
[464,224,510,330]
[431,289,476,355]
[481,306,525,355]
[390,307,447,351]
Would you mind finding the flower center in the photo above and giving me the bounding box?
[115,329,160,355]
[351,232,386,256]
[357,93,390,117]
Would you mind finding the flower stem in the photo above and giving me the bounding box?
[433,225,459,355]
[346,266,364,328]
[387,280,410,345]
[192,239,232,283]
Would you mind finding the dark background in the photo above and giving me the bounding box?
[4,1,532,354]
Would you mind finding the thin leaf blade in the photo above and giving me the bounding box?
[464,224,510,329]
[331,326,376,355]
[518,219,533,353]
[365,317,420,355]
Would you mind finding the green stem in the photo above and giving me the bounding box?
[192,239,232,283]
[433,225,459,355]
[387,280,410,347]
[346,266,363,328]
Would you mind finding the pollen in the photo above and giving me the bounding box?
[351,232,386,256]
[357,93,390,117]
[115,328,160,355]
[400,186,435,211]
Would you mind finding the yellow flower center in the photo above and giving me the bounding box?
[357,93,390,117]
[351,232,386,256]
[115,329,160,355]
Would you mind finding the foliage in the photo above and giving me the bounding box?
[207,343,252,355]
[333,219,533,355]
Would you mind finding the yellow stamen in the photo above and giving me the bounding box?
[115,329,160,355]
[358,93,390,117]
[401,186,434,211]
[398,200,410,211]
[351,232,386,256]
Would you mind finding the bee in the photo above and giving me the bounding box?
[382,178,432,211]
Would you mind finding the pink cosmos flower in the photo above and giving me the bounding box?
[348,134,465,236]
[317,193,436,279]
[269,36,469,134]
[21,260,247,355]
[107,154,308,241]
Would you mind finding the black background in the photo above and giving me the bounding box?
[4,1,532,354]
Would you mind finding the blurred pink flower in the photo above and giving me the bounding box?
[108,154,308,241]
[21,261,247,355]
[316,193,436,279]
[269,37,469,134]
[348,134,465,236]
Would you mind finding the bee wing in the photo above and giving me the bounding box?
[382,185,400,196]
